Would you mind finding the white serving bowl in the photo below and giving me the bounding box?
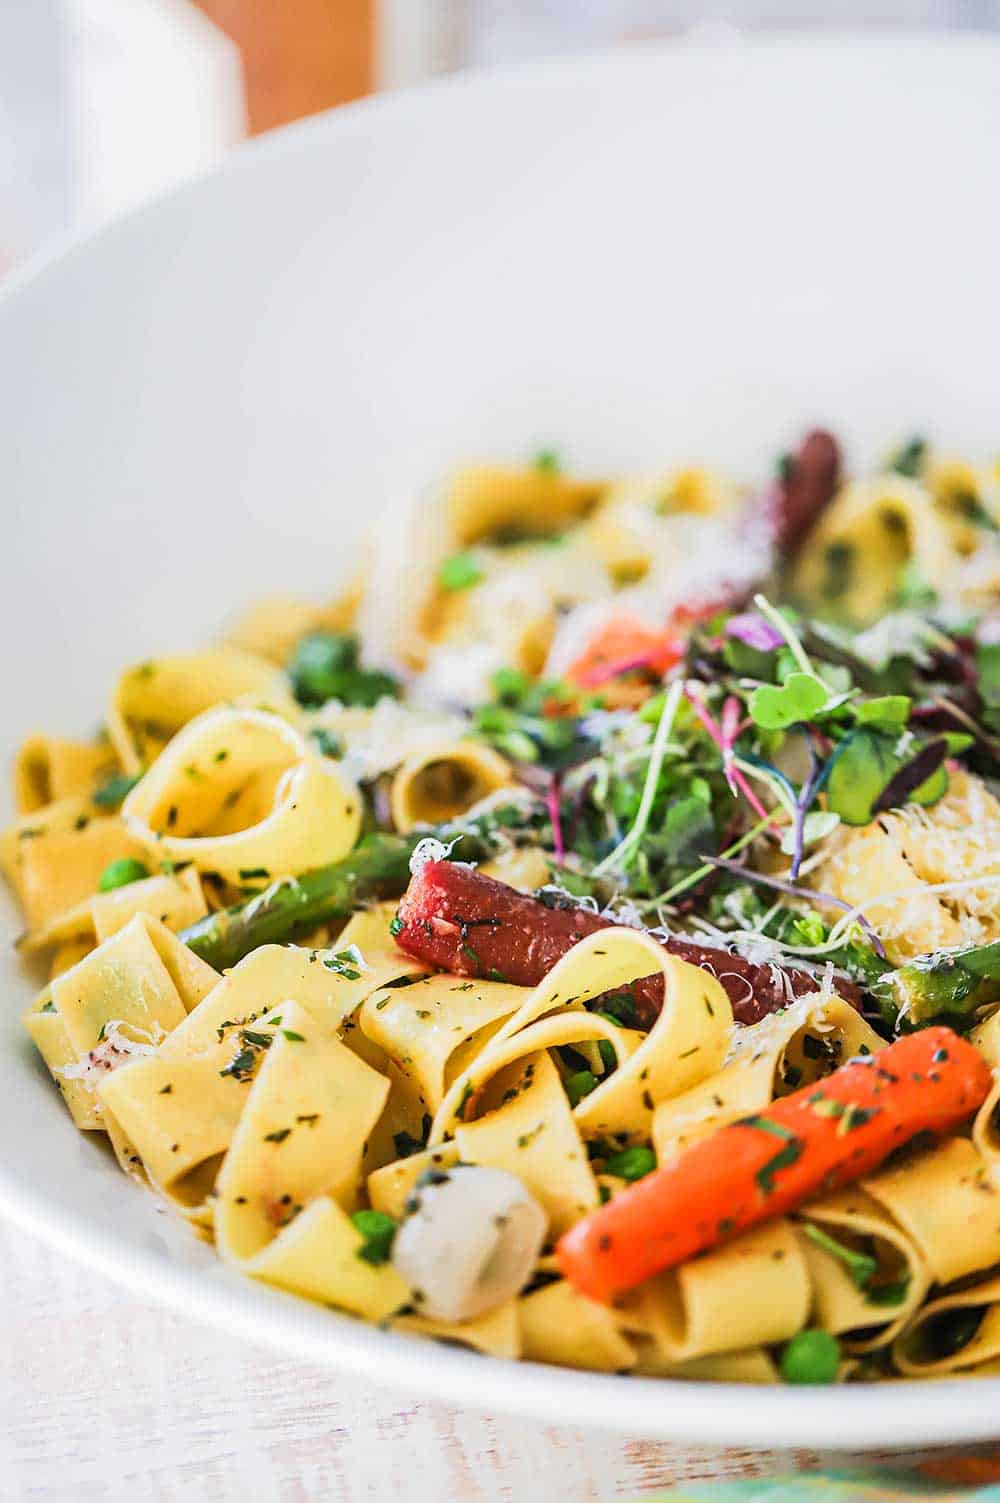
[3,34,1000,1447]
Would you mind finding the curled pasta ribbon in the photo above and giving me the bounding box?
[121,706,361,883]
[360,973,530,1115]
[864,1137,1000,1287]
[221,583,362,665]
[583,466,738,584]
[389,740,513,833]
[894,1272,1000,1377]
[429,928,731,1145]
[445,465,605,547]
[652,994,884,1162]
[518,1278,637,1373]
[621,1219,811,1364]
[108,648,288,774]
[793,475,963,622]
[454,1050,602,1236]
[795,1189,929,1353]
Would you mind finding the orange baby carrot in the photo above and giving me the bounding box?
[557,1027,992,1304]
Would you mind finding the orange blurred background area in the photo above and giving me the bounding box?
[194,0,375,133]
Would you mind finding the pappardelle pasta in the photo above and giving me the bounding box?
[7,429,1000,1386]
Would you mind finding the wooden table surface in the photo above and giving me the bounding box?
[5,1216,988,1503]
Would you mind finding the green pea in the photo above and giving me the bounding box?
[97,857,150,893]
[603,1146,656,1182]
[438,552,484,592]
[351,1208,398,1265]
[780,1329,841,1385]
[564,1070,598,1107]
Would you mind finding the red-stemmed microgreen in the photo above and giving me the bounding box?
[684,683,770,821]
[545,773,566,864]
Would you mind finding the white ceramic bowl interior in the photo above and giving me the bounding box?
[3,34,1000,1446]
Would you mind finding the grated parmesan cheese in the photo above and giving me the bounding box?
[58,1021,161,1084]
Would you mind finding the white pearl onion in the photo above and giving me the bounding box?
[392,1165,548,1323]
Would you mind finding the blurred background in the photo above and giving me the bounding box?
[2,0,999,272]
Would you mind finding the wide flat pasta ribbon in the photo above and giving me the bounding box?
[214,1000,389,1261]
[517,1278,636,1373]
[454,1051,600,1235]
[391,1301,521,1360]
[246,1195,408,1322]
[99,941,419,1204]
[360,972,530,1116]
[44,914,217,1171]
[630,1345,780,1383]
[24,986,103,1131]
[14,735,117,813]
[1,796,150,949]
[20,864,210,958]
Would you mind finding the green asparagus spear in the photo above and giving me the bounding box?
[179,812,524,972]
[891,939,1000,1026]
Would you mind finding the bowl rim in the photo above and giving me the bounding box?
[3,30,1000,1445]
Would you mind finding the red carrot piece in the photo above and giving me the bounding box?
[556,1027,991,1303]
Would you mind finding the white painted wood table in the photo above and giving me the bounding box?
[0,1216,979,1503]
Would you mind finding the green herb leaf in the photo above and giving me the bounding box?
[853,695,912,731]
[564,1070,598,1107]
[779,810,840,856]
[603,1146,656,1181]
[92,772,140,810]
[748,672,829,731]
[801,1222,878,1291]
[888,435,927,479]
[755,1137,804,1195]
[289,630,400,708]
[309,726,344,759]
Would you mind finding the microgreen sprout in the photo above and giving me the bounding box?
[655,808,781,907]
[591,679,684,879]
